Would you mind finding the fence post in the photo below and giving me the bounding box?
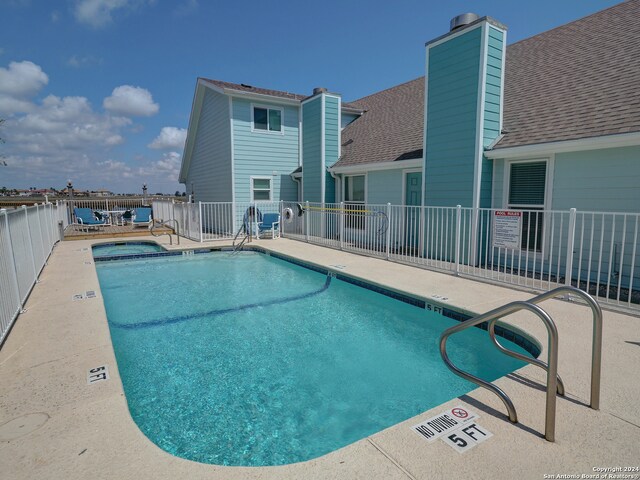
[386,203,392,260]
[419,206,426,258]
[2,209,23,309]
[199,201,203,243]
[35,203,46,260]
[304,201,310,243]
[339,201,345,250]
[22,205,38,279]
[565,208,577,286]
[455,205,462,275]
[280,200,284,237]
[232,200,237,236]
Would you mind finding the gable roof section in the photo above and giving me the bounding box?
[201,78,307,102]
[333,77,425,169]
[495,0,640,149]
[200,78,362,110]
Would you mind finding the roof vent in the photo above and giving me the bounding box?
[240,83,254,89]
[313,87,327,95]
[450,13,479,31]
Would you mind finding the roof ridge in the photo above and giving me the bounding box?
[200,77,306,99]
[508,0,635,48]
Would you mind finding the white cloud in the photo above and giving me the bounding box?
[51,11,60,22]
[0,60,48,97]
[73,0,128,28]
[0,47,5,56]
[103,85,159,117]
[0,59,179,193]
[148,126,186,150]
[67,54,103,68]
[7,95,129,154]
[73,0,154,28]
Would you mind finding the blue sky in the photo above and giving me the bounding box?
[0,0,620,194]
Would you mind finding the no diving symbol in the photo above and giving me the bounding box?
[451,407,469,419]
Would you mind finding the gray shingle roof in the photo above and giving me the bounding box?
[334,1,640,167]
[201,78,307,101]
[200,78,362,110]
[495,0,640,149]
[333,77,425,168]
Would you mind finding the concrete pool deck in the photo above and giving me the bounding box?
[1,236,639,479]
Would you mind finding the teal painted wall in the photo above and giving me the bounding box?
[480,27,505,208]
[302,96,322,203]
[553,146,640,212]
[324,95,340,203]
[424,26,482,207]
[367,169,405,205]
[185,88,232,202]
[491,158,505,207]
[491,145,640,212]
[231,98,299,204]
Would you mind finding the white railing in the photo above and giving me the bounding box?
[149,199,640,314]
[279,201,639,313]
[1,202,68,345]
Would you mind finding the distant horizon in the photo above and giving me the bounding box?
[0,0,621,192]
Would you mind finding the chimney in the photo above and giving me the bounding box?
[423,15,507,211]
[449,13,479,31]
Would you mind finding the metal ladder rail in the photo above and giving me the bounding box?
[149,220,174,245]
[440,286,602,442]
[440,301,559,441]
[516,286,602,410]
[440,286,602,441]
[231,223,248,253]
[161,219,181,245]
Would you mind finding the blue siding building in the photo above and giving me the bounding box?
[180,2,640,227]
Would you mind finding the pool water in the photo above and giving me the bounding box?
[96,252,531,466]
[92,241,165,258]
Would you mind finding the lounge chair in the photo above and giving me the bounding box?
[257,213,280,239]
[117,209,133,226]
[74,208,107,231]
[132,207,153,227]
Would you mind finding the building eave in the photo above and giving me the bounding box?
[484,131,640,160]
[330,158,423,174]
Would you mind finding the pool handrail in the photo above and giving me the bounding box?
[440,301,558,441]
[439,285,602,442]
[150,218,180,245]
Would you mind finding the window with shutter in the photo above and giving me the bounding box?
[507,161,547,251]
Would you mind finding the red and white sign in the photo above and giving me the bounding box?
[493,210,522,249]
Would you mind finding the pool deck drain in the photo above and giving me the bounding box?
[1,236,639,479]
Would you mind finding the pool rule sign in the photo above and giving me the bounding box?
[493,210,522,249]
[411,405,493,453]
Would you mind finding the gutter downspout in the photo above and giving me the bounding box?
[290,172,302,203]
[328,168,340,203]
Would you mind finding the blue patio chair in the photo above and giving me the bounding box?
[74,208,106,231]
[257,213,281,239]
[132,207,153,227]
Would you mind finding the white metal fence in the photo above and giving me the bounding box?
[1,202,68,345]
[150,199,640,314]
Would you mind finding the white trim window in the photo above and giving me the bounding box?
[507,160,547,251]
[251,104,283,133]
[344,174,365,230]
[251,177,272,202]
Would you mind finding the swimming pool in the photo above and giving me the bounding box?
[92,241,165,258]
[96,250,534,466]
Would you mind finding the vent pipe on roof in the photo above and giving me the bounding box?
[450,13,479,31]
[313,87,327,95]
